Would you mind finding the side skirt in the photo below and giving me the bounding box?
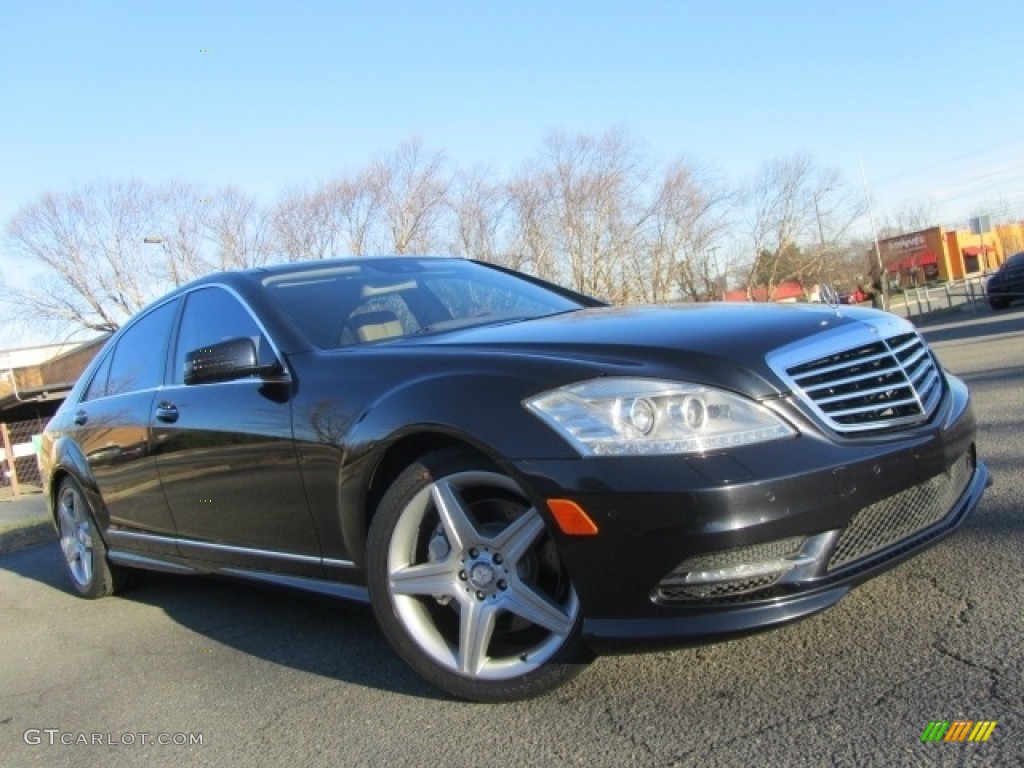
[106,546,369,603]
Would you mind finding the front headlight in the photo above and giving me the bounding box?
[524,378,796,456]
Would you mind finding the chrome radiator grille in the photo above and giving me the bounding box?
[782,331,942,434]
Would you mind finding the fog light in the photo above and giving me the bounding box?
[656,536,815,601]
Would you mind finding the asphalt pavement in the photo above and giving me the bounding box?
[0,491,53,555]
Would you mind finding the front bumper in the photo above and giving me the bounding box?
[508,376,987,651]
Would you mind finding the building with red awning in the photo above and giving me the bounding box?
[876,224,1021,289]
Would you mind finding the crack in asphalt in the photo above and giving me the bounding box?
[665,703,843,764]
[871,669,936,708]
[918,574,1018,707]
[601,704,659,763]
[931,640,1013,706]
[252,683,338,740]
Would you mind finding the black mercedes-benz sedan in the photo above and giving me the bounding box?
[40,256,988,702]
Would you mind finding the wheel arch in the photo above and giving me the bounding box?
[340,429,505,567]
[44,437,118,546]
[331,368,581,567]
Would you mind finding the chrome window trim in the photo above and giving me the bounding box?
[75,295,182,404]
[173,282,293,384]
[76,383,165,406]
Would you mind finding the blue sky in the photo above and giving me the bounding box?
[2,1,1023,319]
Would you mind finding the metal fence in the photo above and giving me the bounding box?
[887,276,990,320]
[0,417,46,497]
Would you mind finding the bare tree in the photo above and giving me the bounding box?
[505,170,557,278]
[740,155,851,298]
[4,180,164,333]
[448,167,508,263]
[156,181,214,284]
[505,129,655,301]
[503,131,732,304]
[369,137,451,254]
[3,180,276,336]
[271,185,344,261]
[332,171,383,256]
[206,186,272,270]
[879,201,936,238]
[4,133,926,345]
[543,129,652,301]
[644,159,731,302]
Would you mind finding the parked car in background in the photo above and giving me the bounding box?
[40,256,988,701]
[840,286,868,305]
[986,251,1024,309]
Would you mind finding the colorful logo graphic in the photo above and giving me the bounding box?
[921,720,997,742]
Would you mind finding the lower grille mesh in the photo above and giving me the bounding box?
[656,537,804,602]
[828,452,973,571]
[658,574,782,602]
[669,537,805,574]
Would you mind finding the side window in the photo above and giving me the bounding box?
[81,349,113,402]
[173,287,274,384]
[104,300,179,396]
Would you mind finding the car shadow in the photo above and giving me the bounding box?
[0,543,452,702]
[918,302,1024,344]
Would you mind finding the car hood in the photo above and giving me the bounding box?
[408,303,916,399]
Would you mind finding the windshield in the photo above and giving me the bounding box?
[261,258,586,349]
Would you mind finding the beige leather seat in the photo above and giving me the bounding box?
[354,310,404,342]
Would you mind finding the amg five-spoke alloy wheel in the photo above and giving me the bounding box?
[368,449,590,701]
[56,476,135,598]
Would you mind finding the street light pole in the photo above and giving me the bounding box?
[813,188,832,288]
[144,235,179,287]
[705,245,721,301]
[859,159,889,311]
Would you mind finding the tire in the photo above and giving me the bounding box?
[56,476,139,598]
[988,298,1008,310]
[367,448,591,702]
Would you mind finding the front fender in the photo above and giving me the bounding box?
[334,371,581,565]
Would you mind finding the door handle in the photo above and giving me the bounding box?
[74,410,88,426]
[155,402,179,423]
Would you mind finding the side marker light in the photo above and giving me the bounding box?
[546,499,599,536]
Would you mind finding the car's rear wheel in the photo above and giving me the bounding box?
[988,297,1009,310]
[367,449,591,701]
[56,476,137,598]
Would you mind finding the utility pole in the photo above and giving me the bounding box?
[859,159,888,311]
[813,187,833,288]
[706,245,721,300]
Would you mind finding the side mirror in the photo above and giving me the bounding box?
[184,337,277,385]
